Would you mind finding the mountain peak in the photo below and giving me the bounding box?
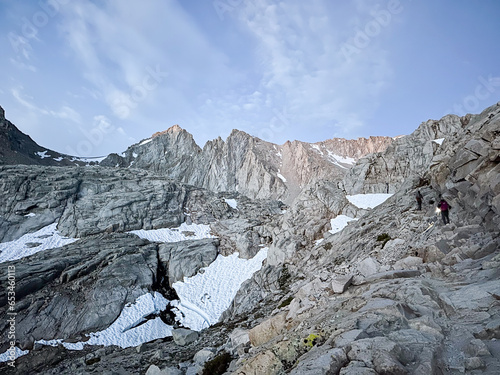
[151,124,184,138]
[167,124,183,133]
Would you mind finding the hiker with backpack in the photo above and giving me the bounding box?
[437,197,450,225]
[416,190,423,210]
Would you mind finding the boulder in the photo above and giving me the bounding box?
[331,274,354,294]
[235,350,283,375]
[172,328,199,346]
[357,257,381,277]
[248,313,287,347]
[289,346,347,375]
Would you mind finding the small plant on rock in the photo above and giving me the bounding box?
[376,233,391,248]
[202,351,232,375]
[278,296,294,309]
[303,333,320,348]
[278,265,291,290]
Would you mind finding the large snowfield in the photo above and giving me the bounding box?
[1,221,267,360]
[0,223,78,264]
[36,292,172,350]
[128,222,215,242]
[173,248,269,331]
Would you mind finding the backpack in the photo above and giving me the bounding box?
[440,201,449,211]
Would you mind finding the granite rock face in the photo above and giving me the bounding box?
[343,113,464,194]
[101,126,393,202]
[1,103,499,374]
[0,165,236,241]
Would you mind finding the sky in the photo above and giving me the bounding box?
[0,0,499,157]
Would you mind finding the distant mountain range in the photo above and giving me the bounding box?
[0,105,392,202]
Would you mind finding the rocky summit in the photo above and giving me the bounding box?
[0,102,499,375]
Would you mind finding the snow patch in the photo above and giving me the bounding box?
[24,213,36,217]
[36,292,171,350]
[433,138,445,145]
[346,194,393,209]
[224,199,238,209]
[277,171,287,182]
[326,151,355,166]
[129,223,215,243]
[53,156,64,162]
[0,223,79,264]
[139,138,153,146]
[132,152,138,158]
[329,215,359,234]
[311,144,324,155]
[173,248,268,331]
[71,156,107,164]
[36,151,51,159]
[0,346,29,363]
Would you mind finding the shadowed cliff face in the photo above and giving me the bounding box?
[0,106,100,167]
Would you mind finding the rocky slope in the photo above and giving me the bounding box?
[342,114,465,194]
[0,106,98,167]
[221,102,500,374]
[101,126,393,202]
[0,102,499,374]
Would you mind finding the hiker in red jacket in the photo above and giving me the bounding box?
[437,197,450,224]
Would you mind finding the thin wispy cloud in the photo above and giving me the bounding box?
[12,87,81,124]
[0,0,498,154]
[235,0,393,139]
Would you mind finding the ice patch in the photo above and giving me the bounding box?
[329,215,358,234]
[326,151,356,166]
[71,156,107,164]
[0,346,29,363]
[0,223,79,263]
[36,151,50,159]
[346,194,393,209]
[36,292,171,350]
[173,248,268,331]
[129,223,215,243]
[224,199,238,209]
[433,138,445,145]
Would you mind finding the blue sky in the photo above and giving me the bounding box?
[0,0,499,157]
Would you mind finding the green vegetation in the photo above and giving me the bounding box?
[303,333,320,348]
[376,233,392,248]
[202,352,232,375]
[278,265,291,290]
[278,296,294,309]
